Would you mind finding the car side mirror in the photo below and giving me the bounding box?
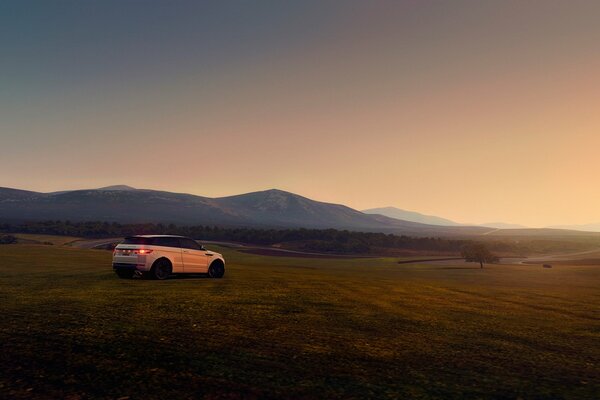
[200,245,206,251]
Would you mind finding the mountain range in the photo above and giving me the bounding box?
[0,185,493,236]
[0,185,597,237]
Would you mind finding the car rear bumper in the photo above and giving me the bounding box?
[113,254,151,270]
[113,263,138,271]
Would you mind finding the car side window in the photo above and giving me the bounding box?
[180,238,202,250]
[154,237,181,248]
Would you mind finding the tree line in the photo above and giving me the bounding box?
[0,220,494,254]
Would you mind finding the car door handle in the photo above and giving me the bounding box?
[206,253,213,256]
[183,250,189,253]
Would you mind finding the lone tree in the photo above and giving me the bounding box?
[461,243,498,268]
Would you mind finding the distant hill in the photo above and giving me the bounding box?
[362,207,533,230]
[362,207,462,226]
[0,186,491,236]
[483,228,600,237]
[546,223,600,233]
[0,187,40,200]
[479,222,529,229]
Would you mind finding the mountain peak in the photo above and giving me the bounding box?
[259,188,297,196]
[96,185,136,191]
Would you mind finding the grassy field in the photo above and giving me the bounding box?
[0,243,598,399]
[11,234,82,246]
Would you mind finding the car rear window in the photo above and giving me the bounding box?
[121,237,182,248]
[154,237,181,248]
[122,237,154,245]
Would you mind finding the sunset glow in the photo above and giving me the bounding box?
[1,1,599,227]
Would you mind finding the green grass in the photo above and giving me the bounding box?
[0,244,598,399]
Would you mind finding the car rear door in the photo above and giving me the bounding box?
[180,238,208,273]
[154,237,184,273]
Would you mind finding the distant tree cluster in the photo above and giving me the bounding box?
[1,220,583,256]
[0,234,17,245]
[0,220,477,254]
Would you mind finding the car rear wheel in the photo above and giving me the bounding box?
[151,259,172,280]
[208,261,225,278]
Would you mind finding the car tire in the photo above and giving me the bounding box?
[208,261,225,278]
[115,270,135,279]
[151,259,172,280]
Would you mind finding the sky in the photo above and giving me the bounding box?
[1,1,599,227]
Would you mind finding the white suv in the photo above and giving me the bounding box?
[112,235,225,280]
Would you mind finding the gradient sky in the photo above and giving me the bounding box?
[1,1,599,227]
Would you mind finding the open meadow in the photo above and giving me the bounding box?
[1,242,598,399]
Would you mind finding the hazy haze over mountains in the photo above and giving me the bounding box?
[479,222,529,229]
[546,223,600,233]
[362,207,529,230]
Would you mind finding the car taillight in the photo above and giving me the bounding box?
[134,249,153,255]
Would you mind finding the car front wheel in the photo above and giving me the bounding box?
[208,261,225,278]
